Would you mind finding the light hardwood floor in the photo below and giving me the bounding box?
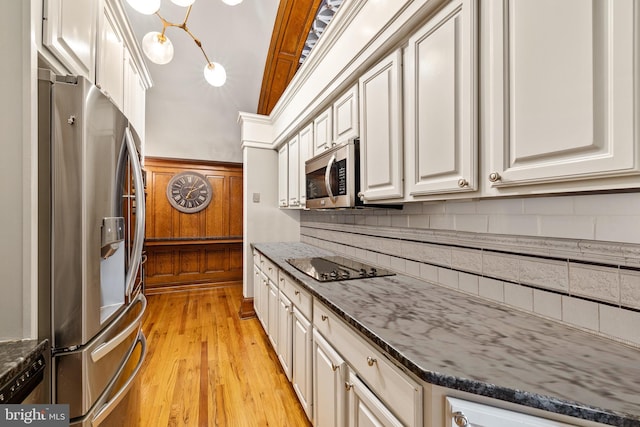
[137,285,311,426]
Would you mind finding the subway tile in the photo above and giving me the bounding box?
[444,200,477,214]
[504,283,533,312]
[455,214,489,233]
[390,215,409,228]
[401,241,451,267]
[488,215,539,237]
[419,263,438,283]
[422,201,446,214]
[408,214,430,229]
[402,202,424,214]
[482,252,519,282]
[355,247,368,261]
[355,215,367,225]
[451,247,483,274]
[523,196,574,215]
[561,296,599,331]
[405,260,421,278]
[573,193,640,215]
[599,305,640,346]
[477,198,524,214]
[365,215,379,226]
[533,289,562,320]
[519,258,568,292]
[429,215,455,230]
[365,250,378,263]
[539,215,595,240]
[377,253,391,267]
[595,216,640,245]
[478,277,504,302]
[458,272,479,295]
[620,270,640,310]
[343,245,356,258]
[438,267,459,289]
[569,263,620,304]
[377,215,392,227]
[389,256,406,272]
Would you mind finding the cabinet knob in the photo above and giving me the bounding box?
[357,191,365,201]
[321,315,328,321]
[452,411,469,427]
[488,172,502,182]
[294,290,300,296]
[344,382,353,391]
[331,363,339,372]
[457,178,469,188]
[280,278,284,282]
[366,356,377,367]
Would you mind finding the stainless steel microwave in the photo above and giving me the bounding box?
[305,138,361,209]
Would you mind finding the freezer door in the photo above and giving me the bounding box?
[54,294,146,419]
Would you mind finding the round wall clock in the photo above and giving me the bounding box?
[166,171,213,213]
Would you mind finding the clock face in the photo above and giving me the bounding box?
[166,171,213,213]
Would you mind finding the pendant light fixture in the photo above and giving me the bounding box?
[126,0,244,87]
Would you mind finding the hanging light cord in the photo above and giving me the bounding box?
[154,5,212,65]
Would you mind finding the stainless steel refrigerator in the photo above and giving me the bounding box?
[38,69,147,426]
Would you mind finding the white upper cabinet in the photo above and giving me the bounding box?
[97,2,124,109]
[404,0,478,197]
[486,0,639,190]
[358,50,404,202]
[123,49,146,140]
[288,135,300,207]
[278,144,289,207]
[314,106,333,155]
[333,85,359,145]
[42,0,97,80]
[298,123,313,207]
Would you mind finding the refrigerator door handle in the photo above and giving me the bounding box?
[123,127,146,299]
[91,333,147,427]
[91,294,146,362]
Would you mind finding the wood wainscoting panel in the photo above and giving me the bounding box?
[143,158,243,293]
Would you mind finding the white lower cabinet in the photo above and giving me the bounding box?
[292,306,313,419]
[277,289,292,380]
[267,280,279,349]
[446,397,577,427]
[313,329,347,427]
[347,371,404,427]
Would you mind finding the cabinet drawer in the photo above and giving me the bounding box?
[313,301,423,427]
[260,256,278,283]
[280,274,312,319]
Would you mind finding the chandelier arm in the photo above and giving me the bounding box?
[183,27,212,64]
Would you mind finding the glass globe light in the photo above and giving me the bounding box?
[142,32,174,65]
[171,0,196,6]
[221,0,243,5]
[126,0,161,15]
[204,62,226,87]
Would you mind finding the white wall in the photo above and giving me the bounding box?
[0,0,38,339]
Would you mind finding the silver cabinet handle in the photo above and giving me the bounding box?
[321,315,328,321]
[488,172,502,182]
[366,356,377,367]
[458,178,469,188]
[453,411,469,427]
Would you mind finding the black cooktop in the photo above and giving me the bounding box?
[286,256,395,282]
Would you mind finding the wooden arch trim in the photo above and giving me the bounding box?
[257,0,322,115]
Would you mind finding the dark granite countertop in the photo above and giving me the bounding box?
[253,242,640,427]
[0,339,48,393]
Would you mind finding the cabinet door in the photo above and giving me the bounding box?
[298,124,313,207]
[288,135,300,207]
[253,266,262,321]
[97,4,124,109]
[359,50,404,202]
[123,49,146,140]
[346,371,403,427]
[43,0,97,79]
[486,0,638,189]
[292,307,313,420]
[445,397,576,427]
[404,0,478,196]
[277,290,293,380]
[257,271,269,330]
[333,85,359,144]
[313,329,347,427]
[278,144,288,207]
[314,106,333,155]
[267,280,279,350]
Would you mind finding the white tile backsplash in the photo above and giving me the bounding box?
[562,296,599,331]
[479,277,504,302]
[599,304,640,346]
[488,215,539,236]
[573,193,640,215]
[595,216,640,244]
[451,247,483,274]
[523,197,574,215]
[539,215,596,240]
[533,290,562,320]
[620,270,640,310]
[482,253,519,282]
[419,263,438,283]
[459,272,479,295]
[519,258,569,292]
[504,283,534,311]
[569,264,620,304]
[438,267,459,289]
[454,214,489,233]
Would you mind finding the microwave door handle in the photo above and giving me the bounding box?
[324,154,337,203]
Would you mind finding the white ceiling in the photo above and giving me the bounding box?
[123,0,280,163]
